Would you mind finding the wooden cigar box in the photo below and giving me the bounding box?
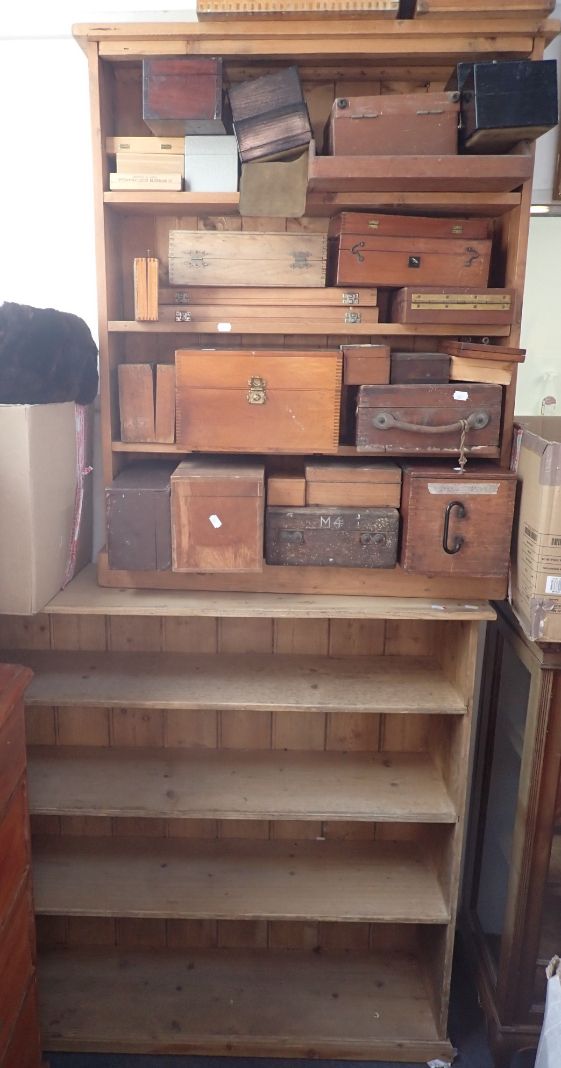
[390,351,450,384]
[265,506,399,568]
[106,136,185,155]
[267,475,307,506]
[184,136,238,192]
[327,92,459,156]
[171,461,264,573]
[106,462,177,571]
[439,339,526,362]
[169,230,327,288]
[109,173,183,191]
[175,348,342,453]
[116,152,185,176]
[305,460,401,507]
[159,286,378,307]
[458,59,558,152]
[160,303,379,333]
[229,66,312,163]
[143,57,227,136]
[391,287,514,325]
[118,364,175,444]
[356,383,502,455]
[400,463,517,577]
[342,344,390,385]
[328,213,491,288]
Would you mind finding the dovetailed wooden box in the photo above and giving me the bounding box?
[169,230,327,288]
[171,461,265,573]
[342,344,390,385]
[175,348,343,454]
[327,92,459,156]
[229,66,312,162]
[143,57,227,136]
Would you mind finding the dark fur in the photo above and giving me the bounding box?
[0,302,98,405]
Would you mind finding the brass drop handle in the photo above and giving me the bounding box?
[442,500,466,555]
[372,410,490,434]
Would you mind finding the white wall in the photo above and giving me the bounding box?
[518,217,561,415]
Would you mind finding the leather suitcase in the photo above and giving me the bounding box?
[175,348,342,453]
[171,461,264,573]
[456,59,558,152]
[356,383,502,456]
[169,230,327,288]
[265,506,399,568]
[390,351,450,384]
[106,462,177,571]
[143,58,228,136]
[327,91,459,156]
[391,286,514,325]
[400,463,517,577]
[305,460,401,507]
[229,66,312,162]
[329,212,491,288]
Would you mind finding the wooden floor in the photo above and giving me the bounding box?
[38,945,454,1061]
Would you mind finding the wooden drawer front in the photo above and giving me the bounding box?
[0,884,35,1061]
[175,350,342,453]
[400,467,517,577]
[265,506,399,568]
[0,978,41,1068]
[356,383,502,455]
[328,92,459,157]
[171,462,265,573]
[0,784,30,925]
[331,235,491,288]
[0,708,26,817]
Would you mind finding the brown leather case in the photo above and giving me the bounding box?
[327,91,459,156]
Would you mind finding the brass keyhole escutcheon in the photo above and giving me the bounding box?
[247,376,267,405]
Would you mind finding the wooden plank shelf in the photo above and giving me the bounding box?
[307,148,534,194]
[28,747,457,824]
[107,319,511,337]
[32,836,450,923]
[8,650,467,715]
[44,564,496,620]
[39,945,454,1060]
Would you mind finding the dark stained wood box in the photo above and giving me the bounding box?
[457,59,558,152]
[400,463,517,577]
[171,460,265,573]
[391,286,515,325]
[356,383,503,456]
[106,461,177,571]
[229,66,312,162]
[265,505,399,568]
[143,57,227,136]
[327,92,459,156]
[328,212,491,288]
[390,351,450,384]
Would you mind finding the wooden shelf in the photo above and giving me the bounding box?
[39,945,453,1060]
[28,747,457,824]
[45,564,496,620]
[32,836,450,923]
[108,319,511,337]
[9,649,467,715]
[308,149,534,194]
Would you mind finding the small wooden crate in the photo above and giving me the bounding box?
[265,505,399,568]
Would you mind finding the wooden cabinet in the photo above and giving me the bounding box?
[462,603,561,1065]
[0,663,42,1068]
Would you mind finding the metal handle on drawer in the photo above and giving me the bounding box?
[442,500,466,555]
[279,530,304,544]
[371,410,490,434]
[360,532,386,546]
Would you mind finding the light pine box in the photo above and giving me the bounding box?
[184,135,238,192]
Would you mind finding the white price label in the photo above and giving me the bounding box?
[209,514,222,529]
[217,322,232,332]
[453,390,469,401]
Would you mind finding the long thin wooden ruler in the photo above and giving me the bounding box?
[197,0,398,15]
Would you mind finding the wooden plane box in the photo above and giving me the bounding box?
[391,287,514,325]
[142,57,227,136]
[342,344,390,385]
[356,383,502,455]
[175,348,342,453]
[457,59,558,152]
[390,351,450,384]
[328,212,491,288]
[265,505,399,568]
[327,91,459,156]
[161,303,379,332]
[169,230,327,287]
[159,286,378,307]
[267,475,306,507]
[106,462,177,571]
[229,66,312,162]
[305,460,401,507]
[400,463,517,577]
[171,461,264,573]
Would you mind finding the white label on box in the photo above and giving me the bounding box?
[453,390,469,401]
[209,514,222,529]
[546,576,561,594]
[217,322,232,332]
[428,482,500,495]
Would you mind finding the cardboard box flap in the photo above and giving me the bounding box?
[515,418,561,484]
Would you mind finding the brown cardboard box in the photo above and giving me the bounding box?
[510,418,561,641]
[0,403,92,614]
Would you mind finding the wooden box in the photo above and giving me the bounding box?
[356,383,502,455]
[229,66,312,162]
[106,462,177,571]
[305,460,401,507]
[439,339,526,362]
[327,92,459,156]
[458,59,558,152]
[265,505,399,568]
[118,364,175,444]
[342,344,390,385]
[169,230,327,287]
[142,57,227,136]
[329,212,491,288]
[391,287,514,325]
[267,475,306,506]
[159,286,378,307]
[400,463,517,577]
[171,461,264,573]
[390,351,450,384]
[175,348,342,453]
[184,135,238,192]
